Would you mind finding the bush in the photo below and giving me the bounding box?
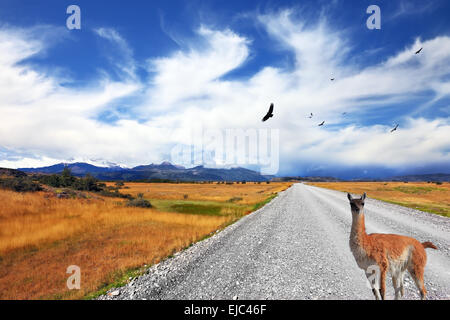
[435,181,443,185]
[227,196,243,203]
[0,177,42,192]
[37,170,123,195]
[74,174,102,192]
[99,189,133,199]
[38,174,62,188]
[126,195,152,208]
[115,181,125,188]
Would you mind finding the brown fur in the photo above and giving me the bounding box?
[347,192,437,300]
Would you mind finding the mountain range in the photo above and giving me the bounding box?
[388,173,450,182]
[13,162,450,182]
[19,161,269,182]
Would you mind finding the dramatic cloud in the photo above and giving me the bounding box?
[143,26,250,112]
[0,10,449,177]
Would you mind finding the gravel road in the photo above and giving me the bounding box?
[99,183,450,300]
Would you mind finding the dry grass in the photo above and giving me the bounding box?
[111,182,290,204]
[0,182,291,300]
[308,181,450,217]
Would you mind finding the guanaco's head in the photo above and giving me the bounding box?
[347,192,366,214]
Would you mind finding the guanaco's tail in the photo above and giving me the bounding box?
[422,241,438,250]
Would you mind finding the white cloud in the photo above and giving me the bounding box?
[0,10,449,175]
[389,0,441,20]
[94,27,137,79]
[142,26,250,112]
[0,156,66,169]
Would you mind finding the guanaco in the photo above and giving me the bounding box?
[347,192,437,300]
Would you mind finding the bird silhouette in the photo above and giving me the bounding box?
[262,103,274,122]
[342,112,347,116]
[415,47,423,54]
[390,124,399,132]
[330,78,335,81]
[318,121,325,126]
[308,113,313,118]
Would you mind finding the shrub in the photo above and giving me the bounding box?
[99,189,133,199]
[183,194,189,199]
[227,196,243,203]
[74,174,102,192]
[0,177,42,192]
[60,167,77,187]
[115,181,125,188]
[126,196,152,208]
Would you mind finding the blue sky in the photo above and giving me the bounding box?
[0,0,449,179]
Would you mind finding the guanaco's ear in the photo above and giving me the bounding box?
[361,192,366,201]
[347,193,353,201]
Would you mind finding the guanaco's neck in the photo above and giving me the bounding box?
[350,211,367,244]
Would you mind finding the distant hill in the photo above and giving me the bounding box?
[388,173,450,182]
[19,162,268,182]
[20,162,124,175]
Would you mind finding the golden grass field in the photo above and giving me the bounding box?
[308,181,450,217]
[0,182,291,300]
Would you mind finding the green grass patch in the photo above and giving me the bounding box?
[377,198,450,218]
[169,203,222,215]
[393,186,445,194]
[150,199,244,216]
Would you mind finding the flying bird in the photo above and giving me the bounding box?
[318,121,325,126]
[342,112,347,116]
[308,113,313,118]
[330,78,335,81]
[415,47,423,54]
[390,124,399,132]
[262,103,274,122]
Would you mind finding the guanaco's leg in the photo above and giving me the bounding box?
[409,266,427,300]
[392,275,402,300]
[379,268,387,300]
[400,272,405,297]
